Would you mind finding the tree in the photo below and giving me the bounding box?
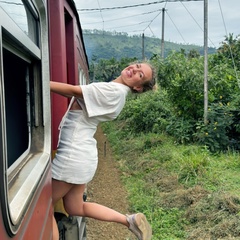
[218,33,240,70]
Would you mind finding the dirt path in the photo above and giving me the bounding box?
[86,127,134,240]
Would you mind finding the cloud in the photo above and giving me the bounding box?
[76,0,240,47]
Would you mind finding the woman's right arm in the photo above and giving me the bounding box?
[50,81,83,98]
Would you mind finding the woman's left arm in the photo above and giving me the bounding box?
[50,81,83,98]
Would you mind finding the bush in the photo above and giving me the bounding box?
[118,90,172,135]
[194,102,238,152]
[166,117,196,144]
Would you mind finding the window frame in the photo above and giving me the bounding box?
[0,0,51,236]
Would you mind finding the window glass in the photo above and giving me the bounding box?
[0,0,38,44]
[78,67,87,85]
[3,48,30,168]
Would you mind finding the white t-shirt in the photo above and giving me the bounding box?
[52,81,131,184]
[77,81,131,122]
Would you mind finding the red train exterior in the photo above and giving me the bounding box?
[0,0,89,239]
[48,0,89,152]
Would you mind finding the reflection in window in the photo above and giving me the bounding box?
[0,0,39,45]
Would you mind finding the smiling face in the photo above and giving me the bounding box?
[120,63,153,92]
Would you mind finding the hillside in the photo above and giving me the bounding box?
[82,29,216,61]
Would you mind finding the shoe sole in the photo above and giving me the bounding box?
[134,213,152,240]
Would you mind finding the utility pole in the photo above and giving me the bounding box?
[142,33,145,60]
[161,8,165,58]
[204,0,208,124]
[159,0,208,122]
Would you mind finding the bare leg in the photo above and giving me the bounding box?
[52,179,73,205]
[63,184,129,227]
[52,179,74,240]
[52,214,59,240]
[52,180,152,240]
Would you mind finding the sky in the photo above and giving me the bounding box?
[75,0,240,48]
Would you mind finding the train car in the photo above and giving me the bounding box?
[48,0,89,153]
[0,0,52,239]
[0,0,89,239]
[48,0,89,239]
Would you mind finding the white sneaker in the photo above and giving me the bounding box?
[126,213,152,240]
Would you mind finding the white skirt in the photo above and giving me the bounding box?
[52,110,98,184]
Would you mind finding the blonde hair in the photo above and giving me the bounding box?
[142,62,157,92]
[131,61,157,93]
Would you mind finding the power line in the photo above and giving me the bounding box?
[143,9,162,33]
[78,0,238,49]
[148,26,156,36]
[96,0,104,32]
[166,10,186,43]
[80,5,164,38]
[179,0,216,47]
[218,0,240,88]
[77,0,203,12]
[83,9,161,25]
[105,20,152,31]
[78,0,205,40]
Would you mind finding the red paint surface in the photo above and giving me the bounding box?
[0,165,52,240]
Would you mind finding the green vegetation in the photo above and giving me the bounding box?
[90,33,240,152]
[96,33,240,239]
[83,29,216,61]
[102,119,240,239]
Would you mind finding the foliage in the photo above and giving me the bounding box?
[101,121,240,239]
[155,35,240,151]
[208,54,240,104]
[194,102,240,152]
[91,33,240,152]
[165,117,196,144]
[158,52,205,119]
[89,57,137,82]
[118,90,172,135]
[83,29,215,62]
[218,33,240,70]
[96,32,240,239]
[157,50,240,121]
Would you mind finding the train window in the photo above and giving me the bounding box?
[78,67,87,85]
[0,0,39,45]
[0,1,50,235]
[3,48,30,168]
[78,67,83,85]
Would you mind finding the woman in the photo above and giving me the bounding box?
[51,62,156,240]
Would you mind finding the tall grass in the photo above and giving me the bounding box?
[101,122,240,239]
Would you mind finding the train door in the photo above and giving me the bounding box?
[0,0,52,239]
